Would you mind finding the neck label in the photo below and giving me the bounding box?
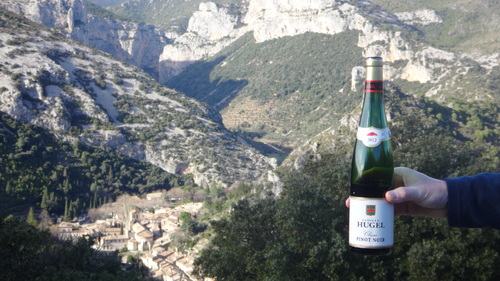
[365,80,383,93]
[356,127,391,147]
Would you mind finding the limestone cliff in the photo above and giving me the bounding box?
[4,0,496,100]
[1,0,170,80]
[72,15,170,79]
[158,0,486,93]
[240,0,454,86]
[2,0,88,30]
[0,7,277,188]
[395,9,442,26]
[158,2,246,83]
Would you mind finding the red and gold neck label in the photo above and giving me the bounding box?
[365,80,383,93]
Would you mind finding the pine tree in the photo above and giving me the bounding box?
[63,197,69,221]
[26,207,37,227]
[41,187,49,210]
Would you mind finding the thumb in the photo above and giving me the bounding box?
[386,186,420,203]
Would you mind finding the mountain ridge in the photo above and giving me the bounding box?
[0,7,277,189]
[160,0,499,147]
[1,0,498,182]
[0,0,171,80]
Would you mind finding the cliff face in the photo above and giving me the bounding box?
[158,2,246,83]
[0,7,276,188]
[2,0,88,30]
[158,0,476,89]
[243,0,466,87]
[72,16,170,79]
[4,0,496,98]
[1,0,170,80]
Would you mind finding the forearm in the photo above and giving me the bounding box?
[446,173,500,229]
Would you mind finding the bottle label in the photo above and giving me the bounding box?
[349,197,394,249]
[356,127,391,147]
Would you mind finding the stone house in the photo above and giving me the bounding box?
[131,222,154,251]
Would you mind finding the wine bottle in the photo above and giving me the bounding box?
[349,57,394,255]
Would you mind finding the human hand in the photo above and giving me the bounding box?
[346,167,448,218]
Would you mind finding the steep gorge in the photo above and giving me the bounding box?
[0,6,277,188]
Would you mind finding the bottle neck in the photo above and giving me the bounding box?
[359,81,387,128]
[359,62,386,128]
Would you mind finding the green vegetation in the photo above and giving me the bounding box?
[193,89,500,280]
[194,153,500,280]
[371,0,500,53]
[167,31,364,147]
[1,1,500,278]
[108,0,244,32]
[87,1,134,22]
[0,214,153,281]
[0,113,192,219]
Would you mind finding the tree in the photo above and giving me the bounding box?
[26,207,37,227]
[194,197,278,280]
[0,214,153,281]
[193,189,208,202]
[179,212,194,232]
[38,210,52,230]
[166,187,190,202]
[194,151,500,280]
[41,187,49,210]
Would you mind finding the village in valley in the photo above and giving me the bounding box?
[57,191,212,281]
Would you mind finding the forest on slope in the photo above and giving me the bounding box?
[0,113,191,219]
[193,88,500,280]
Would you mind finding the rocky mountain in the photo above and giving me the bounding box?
[0,0,170,80]
[0,7,276,188]
[105,0,499,89]
[160,0,499,147]
[107,0,245,33]
[371,0,500,54]
[1,0,498,171]
[159,2,247,82]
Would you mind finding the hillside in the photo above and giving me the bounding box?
[5,0,498,152]
[167,31,364,148]
[281,83,499,176]
[0,7,276,192]
[159,0,500,149]
[107,0,245,33]
[370,0,500,54]
[0,112,189,219]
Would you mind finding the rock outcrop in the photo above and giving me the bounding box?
[72,16,170,79]
[395,9,442,26]
[157,0,464,88]
[158,2,245,83]
[0,7,277,188]
[1,0,170,80]
[2,0,88,30]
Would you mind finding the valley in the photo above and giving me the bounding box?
[0,1,499,280]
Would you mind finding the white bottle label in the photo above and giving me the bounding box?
[349,197,394,249]
[356,127,391,147]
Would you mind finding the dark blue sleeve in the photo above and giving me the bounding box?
[446,173,500,229]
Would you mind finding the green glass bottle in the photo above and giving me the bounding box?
[349,57,394,255]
